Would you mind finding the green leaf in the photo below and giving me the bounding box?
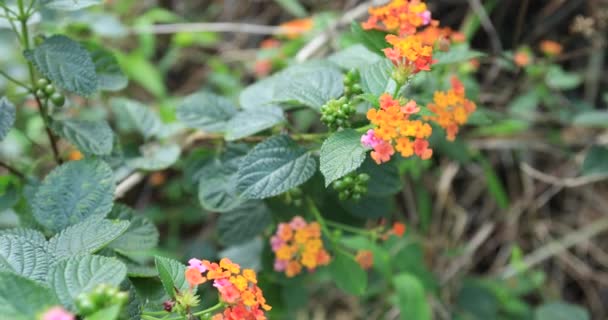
[47,217,130,260]
[0,97,15,141]
[24,35,98,96]
[225,106,285,141]
[582,146,608,175]
[273,0,307,17]
[508,90,540,116]
[535,302,589,320]
[85,305,122,320]
[218,201,272,245]
[328,250,367,295]
[219,238,263,271]
[83,42,128,92]
[573,111,608,128]
[198,158,244,213]
[51,119,114,155]
[237,135,317,199]
[545,66,582,90]
[360,59,395,96]
[0,272,59,320]
[32,159,115,233]
[360,159,402,196]
[239,75,280,110]
[111,98,162,139]
[43,0,102,11]
[351,21,389,55]
[115,52,166,98]
[433,44,485,65]
[50,255,126,309]
[341,195,394,218]
[154,256,189,298]
[176,91,238,133]
[328,44,381,70]
[320,129,367,186]
[0,228,46,246]
[108,216,159,252]
[274,67,344,110]
[128,143,181,170]
[0,235,50,282]
[467,110,493,125]
[393,273,431,320]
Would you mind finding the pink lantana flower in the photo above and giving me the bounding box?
[289,216,307,230]
[420,11,432,25]
[41,307,75,320]
[361,129,382,149]
[188,258,207,273]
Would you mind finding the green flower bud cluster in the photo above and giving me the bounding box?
[332,172,369,201]
[320,97,356,131]
[75,284,128,316]
[283,187,303,207]
[174,290,200,315]
[343,70,363,98]
[35,78,65,107]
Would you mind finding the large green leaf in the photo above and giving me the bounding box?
[198,158,244,212]
[47,217,130,260]
[573,111,608,128]
[108,216,158,253]
[351,21,388,55]
[582,146,608,175]
[0,97,15,141]
[225,105,285,141]
[237,135,317,199]
[545,66,582,90]
[393,273,431,320]
[85,305,121,320]
[84,42,127,91]
[32,159,115,233]
[51,119,114,155]
[360,159,402,196]
[176,91,237,133]
[328,250,367,295]
[218,201,271,245]
[320,129,367,186]
[0,272,59,320]
[154,256,189,298]
[274,67,343,110]
[0,228,46,246]
[111,98,162,139]
[24,35,98,96]
[360,58,395,96]
[239,75,280,110]
[0,235,50,282]
[433,44,485,66]
[50,255,127,310]
[128,143,181,170]
[328,44,381,70]
[43,0,102,11]
[219,238,264,271]
[534,302,589,320]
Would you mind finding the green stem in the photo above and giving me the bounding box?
[0,69,31,90]
[306,197,336,246]
[192,302,225,316]
[325,220,374,236]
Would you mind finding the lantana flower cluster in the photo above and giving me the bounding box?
[185,258,271,319]
[270,216,331,277]
[426,76,476,141]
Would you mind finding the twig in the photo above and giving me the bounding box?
[35,96,62,164]
[132,22,284,35]
[441,222,495,283]
[115,172,145,198]
[0,160,25,179]
[500,217,608,279]
[520,162,608,188]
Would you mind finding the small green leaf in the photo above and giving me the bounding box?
[108,215,159,253]
[225,105,285,141]
[43,0,102,11]
[329,251,367,295]
[154,256,189,298]
[49,255,127,310]
[0,97,15,141]
[128,143,181,171]
[176,91,238,133]
[274,67,344,110]
[198,158,244,213]
[51,119,114,155]
[47,217,130,260]
[85,305,122,320]
[573,111,608,128]
[393,273,431,320]
[433,44,485,66]
[24,35,98,96]
[0,272,59,320]
[273,0,307,17]
[328,44,381,70]
[545,66,582,90]
[341,195,394,218]
[83,42,128,91]
[351,21,389,55]
[237,135,317,199]
[320,129,367,186]
[32,159,115,233]
[535,302,589,320]
[360,159,402,196]
[111,98,162,139]
[582,146,608,175]
[360,59,395,96]
[0,235,50,283]
[218,201,272,245]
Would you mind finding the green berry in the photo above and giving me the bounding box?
[338,192,348,201]
[343,176,353,186]
[50,93,65,107]
[36,89,46,99]
[36,78,49,89]
[357,173,370,182]
[44,84,55,95]
[333,180,345,191]
[76,296,95,315]
[114,292,129,305]
[352,193,361,201]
